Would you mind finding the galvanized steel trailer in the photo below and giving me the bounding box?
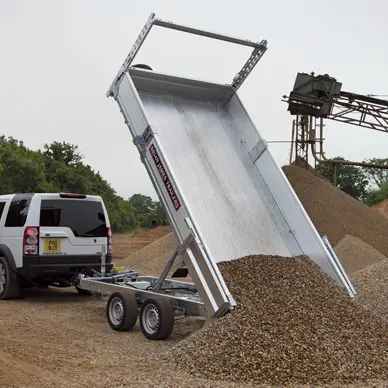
[79,13,356,340]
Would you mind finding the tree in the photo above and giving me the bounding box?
[127,194,170,228]
[364,182,388,206]
[316,157,369,200]
[43,141,82,166]
[362,158,388,189]
[0,136,168,233]
[129,194,156,215]
[154,201,169,221]
[0,136,47,194]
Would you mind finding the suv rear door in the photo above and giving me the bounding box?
[38,194,110,256]
[0,198,10,238]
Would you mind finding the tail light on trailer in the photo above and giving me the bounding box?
[107,227,112,255]
[24,227,39,255]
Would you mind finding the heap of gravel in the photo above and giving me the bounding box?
[351,258,388,322]
[283,165,388,271]
[374,199,388,219]
[119,232,187,278]
[166,255,388,386]
[334,234,387,275]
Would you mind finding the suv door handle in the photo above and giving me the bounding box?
[42,232,68,238]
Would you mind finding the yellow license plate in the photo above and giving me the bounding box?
[44,239,61,253]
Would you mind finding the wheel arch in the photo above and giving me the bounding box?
[0,245,17,272]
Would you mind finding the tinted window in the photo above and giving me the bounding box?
[40,199,107,237]
[0,202,5,220]
[5,194,33,227]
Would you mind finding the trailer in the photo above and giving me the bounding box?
[79,13,356,340]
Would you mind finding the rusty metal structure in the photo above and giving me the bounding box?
[284,72,388,184]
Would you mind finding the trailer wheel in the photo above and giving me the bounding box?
[139,298,174,340]
[107,292,138,331]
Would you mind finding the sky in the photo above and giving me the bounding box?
[0,0,387,200]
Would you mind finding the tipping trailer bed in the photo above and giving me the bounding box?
[79,13,355,340]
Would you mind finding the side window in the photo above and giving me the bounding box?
[0,202,5,220]
[5,194,33,227]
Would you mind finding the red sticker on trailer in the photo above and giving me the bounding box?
[149,144,181,211]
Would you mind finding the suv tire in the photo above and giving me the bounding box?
[0,256,20,300]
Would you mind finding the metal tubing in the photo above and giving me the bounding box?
[319,117,324,159]
[107,13,155,97]
[310,135,388,169]
[303,113,388,171]
[332,163,337,186]
[107,13,267,96]
[290,119,295,165]
[231,46,268,91]
[153,18,266,49]
[153,244,180,293]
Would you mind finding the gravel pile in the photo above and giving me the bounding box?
[113,226,172,260]
[334,235,387,275]
[351,258,388,322]
[119,232,192,281]
[283,166,388,269]
[374,199,388,219]
[166,255,388,386]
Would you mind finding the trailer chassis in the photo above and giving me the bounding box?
[78,232,210,340]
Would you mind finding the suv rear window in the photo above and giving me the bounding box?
[0,202,5,220]
[40,199,107,237]
[5,194,33,227]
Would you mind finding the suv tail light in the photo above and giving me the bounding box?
[107,227,112,255]
[24,227,39,255]
[59,193,87,199]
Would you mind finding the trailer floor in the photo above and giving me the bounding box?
[0,288,252,388]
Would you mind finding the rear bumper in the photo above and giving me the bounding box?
[18,254,113,279]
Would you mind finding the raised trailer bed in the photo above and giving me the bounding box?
[79,13,355,340]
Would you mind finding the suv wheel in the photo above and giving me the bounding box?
[0,257,20,300]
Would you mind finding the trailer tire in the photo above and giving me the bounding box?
[0,256,20,300]
[139,298,174,340]
[106,292,138,331]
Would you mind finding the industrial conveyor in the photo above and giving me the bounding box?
[79,13,355,340]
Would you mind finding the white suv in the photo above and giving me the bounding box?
[0,193,113,300]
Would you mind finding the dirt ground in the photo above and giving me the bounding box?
[2,288,385,388]
[1,200,388,387]
[0,227,238,388]
[0,287,250,388]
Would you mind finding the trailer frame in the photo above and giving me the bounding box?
[79,12,355,341]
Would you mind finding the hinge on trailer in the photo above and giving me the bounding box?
[133,126,154,161]
[249,138,268,163]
